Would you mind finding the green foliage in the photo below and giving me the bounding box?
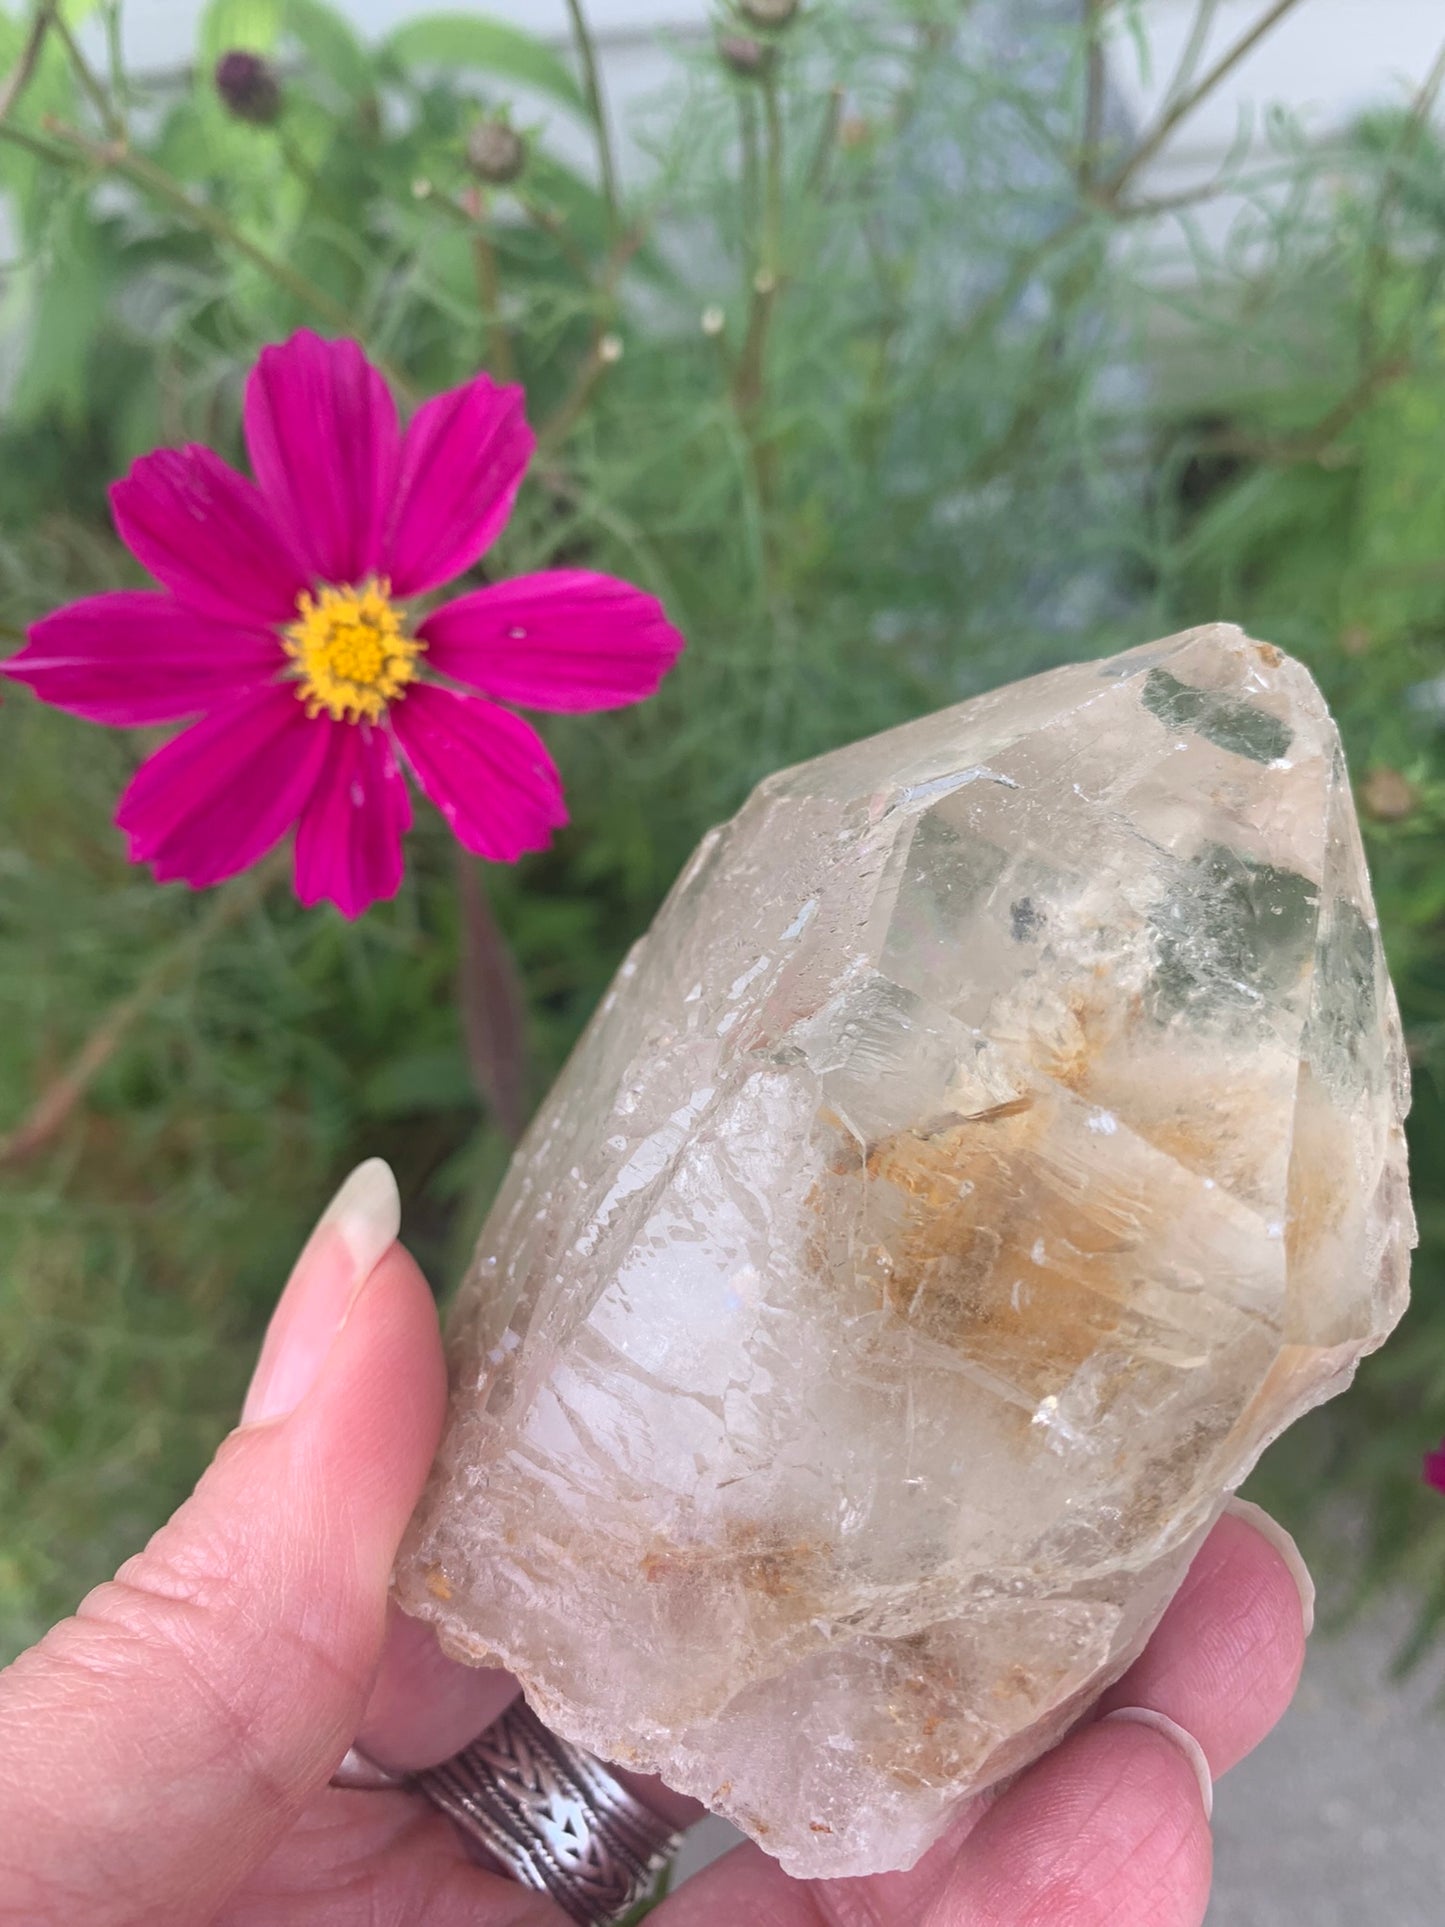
[381,13,588,113]
[0,0,1444,1667]
[1156,149,1445,1631]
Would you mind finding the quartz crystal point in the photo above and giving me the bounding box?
[396,625,1413,1878]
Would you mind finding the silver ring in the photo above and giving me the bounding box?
[407,1699,679,1925]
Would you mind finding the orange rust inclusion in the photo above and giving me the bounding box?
[869,1628,1076,1792]
[640,1519,825,1603]
[813,965,1308,1405]
[838,1094,1140,1402]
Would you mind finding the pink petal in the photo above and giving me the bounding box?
[383,374,533,599]
[111,445,309,626]
[419,570,685,712]
[1425,1445,1445,1494]
[389,684,566,863]
[244,331,400,587]
[1,593,281,725]
[294,718,413,919]
[116,685,328,889]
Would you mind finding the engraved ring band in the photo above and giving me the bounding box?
[332,1697,682,1926]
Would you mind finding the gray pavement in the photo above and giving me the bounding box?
[1209,1591,1445,1927]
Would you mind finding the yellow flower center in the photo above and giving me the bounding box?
[283,578,423,723]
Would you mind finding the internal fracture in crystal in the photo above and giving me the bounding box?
[396,625,1413,1878]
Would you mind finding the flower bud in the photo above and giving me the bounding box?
[1361,767,1419,823]
[739,0,800,23]
[719,34,775,79]
[466,118,527,186]
[214,49,282,127]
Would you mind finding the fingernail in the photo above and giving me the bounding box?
[331,1746,409,1791]
[1224,1496,1316,1637]
[1100,1707,1214,1820]
[241,1159,401,1425]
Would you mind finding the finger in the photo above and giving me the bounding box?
[932,1716,1213,1926]
[359,1606,520,1769]
[0,1160,447,1927]
[1094,1502,1311,1775]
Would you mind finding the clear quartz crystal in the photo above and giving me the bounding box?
[395,625,1414,1878]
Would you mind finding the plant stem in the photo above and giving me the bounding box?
[1115,162,1301,221]
[455,852,530,1143]
[461,184,518,383]
[565,0,620,237]
[534,218,646,450]
[761,74,784,280]
[733,71,784,425]
[1079,0,1108,190]
[1162,0,1224,113]
[0,853,286,1171]
[101,0,128,116]
[537,331,620,454]
[807,85,844,196]
[892,15,950,143]
[51,6,122,139]
[473,227,518,383]
[0,0,57,124]
[738,88,760,252]
[0,115,68,165]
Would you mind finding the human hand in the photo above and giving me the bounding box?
[0,1160,1312,1927]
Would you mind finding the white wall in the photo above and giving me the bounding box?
[114,0,702,71]
[118,2,1445,144]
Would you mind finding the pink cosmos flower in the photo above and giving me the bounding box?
[1,331,684,917]
[1425,1442,1445,1494]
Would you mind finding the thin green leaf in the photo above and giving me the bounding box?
[360,1048,479,1119]
[13,205,111,427]
[282,0,373,100]
[523,148,612,252]
[198,0,281,66]
[381,11,586,116]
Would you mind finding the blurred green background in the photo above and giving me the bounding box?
[1,0,1443,1664]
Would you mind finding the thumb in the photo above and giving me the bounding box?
[0,1160,447,1927]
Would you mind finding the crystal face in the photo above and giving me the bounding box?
[395,625,1414,1878]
